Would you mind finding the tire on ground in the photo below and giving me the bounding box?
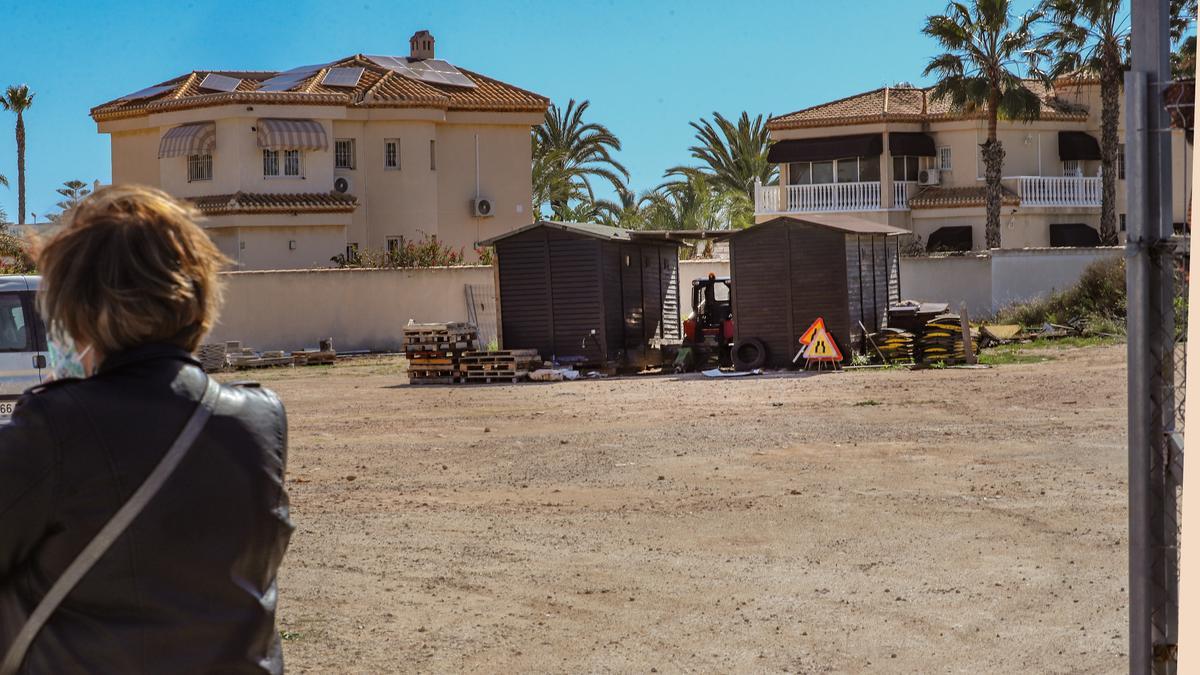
[731,337,767,371]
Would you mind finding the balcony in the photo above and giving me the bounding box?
[754,180,919,215]
[1012,176,1101,207]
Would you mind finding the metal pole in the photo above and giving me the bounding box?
[1129,1,1178,672]
[1127,68,1155,675]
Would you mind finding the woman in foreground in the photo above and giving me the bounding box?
[0,186,293,673]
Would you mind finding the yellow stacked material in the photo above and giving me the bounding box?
[867,328,916,363]
[916,314,981,364]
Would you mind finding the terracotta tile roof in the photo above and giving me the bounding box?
[769,81,1090,130]
[91,54,548,121]
[907,186,1020,209]
[188,191,358,216]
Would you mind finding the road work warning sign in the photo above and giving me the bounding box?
[799,318,843,363]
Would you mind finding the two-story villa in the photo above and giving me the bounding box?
[90,31,548,269]
[757,80,1191,250]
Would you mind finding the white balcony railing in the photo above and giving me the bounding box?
[1014,176,1102,207]
[755,181,888,214]
[755,182,781,213]
[893,181,917,209]
[754,180,919,214]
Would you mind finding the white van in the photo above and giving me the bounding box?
[0,275,47,418]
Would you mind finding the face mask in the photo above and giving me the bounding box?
[47,329,93,381]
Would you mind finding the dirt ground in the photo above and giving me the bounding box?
[248,342,1129,674]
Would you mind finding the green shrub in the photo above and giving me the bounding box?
[331,235,467,269]
[996,257,1128,334]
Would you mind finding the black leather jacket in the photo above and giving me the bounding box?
[0,344,293,674]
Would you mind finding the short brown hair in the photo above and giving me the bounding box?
[36,185,228,355]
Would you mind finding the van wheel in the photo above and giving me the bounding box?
[732,338,767,371]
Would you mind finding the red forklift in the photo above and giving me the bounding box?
[677,273,734,371]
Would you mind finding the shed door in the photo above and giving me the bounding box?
[497,235,553,356]
[549,234,604,363]
[731,225,791,367]
[620,245,644,348]
[641,248,663,341]
[659,249,681,341]
[789,226,850,359]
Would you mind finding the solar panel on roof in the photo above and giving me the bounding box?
[257,62,329,92]
[199,73,242,92]
[365,54,476,89]
[365,54,416,77]
[440,71,476,88]
[118,83,176,102]
[422,60,476,87]
[321,67,364,88]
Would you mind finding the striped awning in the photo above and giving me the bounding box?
[256,118,328,151]
[158,122,216,158]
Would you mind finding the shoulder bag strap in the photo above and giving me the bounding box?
[0,376,223,675]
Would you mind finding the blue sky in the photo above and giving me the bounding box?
[0,0,1054,221]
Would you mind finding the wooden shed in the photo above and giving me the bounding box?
[480,221,684,367]
[724,215,905,368]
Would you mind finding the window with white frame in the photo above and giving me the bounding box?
[386,237,401,253]
[892,155,923,182]
[263,149,279,177]
[938,146,952,171]
[284,149,302,176]
[1062,159,1083,177]
[335,138,356,169]
[384,139,400,170]
[264,149,303,177]
[188,154,212,182]
[788,156,879,185]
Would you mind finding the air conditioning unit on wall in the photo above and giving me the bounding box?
[918,169,940,186]
[473,197,494,217]
[333,176,352,194]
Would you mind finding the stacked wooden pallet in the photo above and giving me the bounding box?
[458,349,541,384]
[228,348,294,369]
[196,343,229,373]
[404,322,478,385]
[291,350,337,366]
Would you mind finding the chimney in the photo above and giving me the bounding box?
[409,30,435,60]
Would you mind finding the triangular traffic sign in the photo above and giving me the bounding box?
[800,320,843,362]
[798,317,826,345]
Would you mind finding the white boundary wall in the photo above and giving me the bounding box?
[899,247,1123,317]
[212,260,732,353]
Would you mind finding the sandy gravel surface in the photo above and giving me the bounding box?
[249,344,1128,673]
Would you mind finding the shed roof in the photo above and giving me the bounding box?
[722,215,908,239]
[477,221,685,246]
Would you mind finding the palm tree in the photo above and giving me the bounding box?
[533,99,628,216]
[1,85,34,225]
[923,1,1043,249]
[1173,35,1197,79]
[645,169,750,232]
[1039,0,1197,246]
[678,112,777,200]
[593,187,657,229]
